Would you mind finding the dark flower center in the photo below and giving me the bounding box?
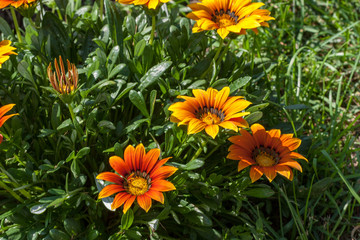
[195,107,225,125]
[212,9,239,27]
[252,146,280,167]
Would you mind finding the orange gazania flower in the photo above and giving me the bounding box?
[0,40,17,68]
[0,0,36,8]
[168,87,251,139]
[187,0,275,39]
[0,104,19,144]
[227,123,308,183]
[116,0,169,9]
[97,144,177,213]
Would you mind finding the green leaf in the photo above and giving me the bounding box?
[172,159,204,171]
[186,207,212,227]
[49,229,71,240]
[121,208,134,230]
[107,45,120,74]
[129,90,150,118]
[284,104,310,110]
[0,17,13,37]
[247,103,269,113]
[134,39,146,57]
[244,186,275,198]
[149,90,157,118]
[17,61,33,81]
[229,76,252,93]
[138,61,172,91]
[71,159,80,178]
[30,204,47,215]
[76,147,90,159]
[64,218,82,236]
[245,111,263,125]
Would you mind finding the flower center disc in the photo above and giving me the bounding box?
[217,15,235,28]
[201,112,221,125]
[255,152,276,167]
[127,176,149,196]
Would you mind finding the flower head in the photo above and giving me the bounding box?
[47,56,78,95]
[0,104,19,144]
[187,0,275,39]
[0,0,37,9]
[227,123,308,183]
[116,0,168,9]
[169,87,251,139]
[97,144,178,213]
[0,40,17,68]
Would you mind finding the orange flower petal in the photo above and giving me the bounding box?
[278,159,303,172]
[218,121,238,132]
[151,180,176,192]
[98,185,125,199]
[282,138,302,151]
[205,124,219,139]
[137,195,152,212]
[111,192,130,210]
[150,166,178,180]
[275,165,292,180]
[109,156,129,177]
[249,166,263,183]
[214,87,230,109]
[262,166,276,182]
[142,148,160,173]
[134,143,145,170]
[96,172,122,184]
[145,189,164,204]
[281,151,308,162]
[123,195,136,213]
[0,113,18,128]
[238,160,252,171]
[188,118,207,135]
[251,123,267,147]
[0,104,15,119]
[124,145,136,171]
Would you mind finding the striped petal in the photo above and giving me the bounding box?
[145,189,164,204]
[98,185,125,199]
[137,195,152,212]
[96,172,123,184]
[249,166,263,183]
[123,195,136,213]
[151,180,176,192]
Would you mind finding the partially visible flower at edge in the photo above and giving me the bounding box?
[168,86,251,139]
[227,123,308,183]
[186,0,275,39]
[0,104,19,144]
[0,40,17,68]
[97,144,178,213]
[47,56,78,95]
[116,0,169,10]
[0,0,37,9]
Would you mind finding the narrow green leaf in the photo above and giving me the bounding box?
[138,61,172,91]
[129,90,150,118]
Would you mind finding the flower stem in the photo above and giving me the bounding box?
[149,15,156,45]
[99,0,104,21]
[190,137,208,161]
[67,103,85,144]
[200,38,224,80]
[10,8,22,43]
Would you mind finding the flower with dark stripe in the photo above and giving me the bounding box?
[169,87,251,139]
[97,144,177,213]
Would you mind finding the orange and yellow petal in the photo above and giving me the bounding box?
[145,189,164,204]
[137,195,152,212]
[150,165,178,180]
[109,156,129,177]
[262,166,276,182]
[123,195,136,213]
[99,185,125,199]
[111,192,131,210]
[249,166,263,183]
[151,179,176,192]
[205,124,219,139]
[96,172,122,184]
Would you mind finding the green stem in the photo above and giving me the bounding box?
[200,38,224,80]
[0,180,24,203]
[10,8,22,43]
[149,15,156,45]
[67,103,85,145]
[99,0,104,21]
[190,137,208,161]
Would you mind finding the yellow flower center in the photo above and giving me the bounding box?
[196,107,225,125]
[127,176,149,196]
[255,153,276,167]
[217,15,236,28]
[60,84,74,94]
[201,112,221,125]
[212,9,239,28]
[253,147,280,167]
